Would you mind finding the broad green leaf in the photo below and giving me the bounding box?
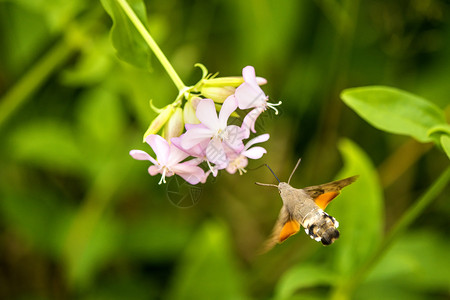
[274,264,336,300]
[100,0,151,69]
[327,139,384,276]
[76,87,126,147]
[358,230,450,298]
[0,182,73,256]
[64,213,122,289]
[7,120,84,174]
[341,86,447,143]
[441,134,450,159]
[166,220,248,300]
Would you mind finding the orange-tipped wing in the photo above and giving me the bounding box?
[303,176,358,210]
[259,205,297,254]
[279,219,300,242]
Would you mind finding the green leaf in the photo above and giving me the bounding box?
[100,0,151,69]
[65,214,122,289]
[274,264,336,300]
[76,87,126,147]
[359,230,450,297]
[441,134,450,159]
[7,120,84,174]
[166,220,249,300]
[327,139,384,276]
[341,86,447,143]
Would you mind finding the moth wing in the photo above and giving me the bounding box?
[303,175,359,210]
[259,205,300,254]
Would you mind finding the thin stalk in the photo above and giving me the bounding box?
[332,166,450,299]
[0,37,75,129]
[116,0,186,92]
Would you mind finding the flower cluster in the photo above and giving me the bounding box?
[129,66,281,184]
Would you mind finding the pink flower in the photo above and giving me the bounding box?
[235,66,281,136]
[181,97,246,167]
[130,134,205,185]
[226,133,270,174]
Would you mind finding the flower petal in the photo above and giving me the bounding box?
[172,163,205,185]
[218,95,237,128]
[196,99,220,130]
[148,165,161,176]
[206,138,228,167]
[241,107,264,137]
[235,82,266,110]
[223,125,245,151]
[242,146,267,159]
[256,77,267,85]
[145,134,170,165]
[129,150,157,164]
[181,126,213,149]
[167,143,190,166]
[244,133,270,150]
[242,66,258,86]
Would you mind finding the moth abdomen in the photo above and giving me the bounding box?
[320,227,340,245]
[304,211,340,245]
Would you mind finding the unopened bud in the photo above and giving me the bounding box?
[163,107,184,140]
[183,98,200,124]
[143,104,174,141]
[202,76,267,87]
[201,86,236,103]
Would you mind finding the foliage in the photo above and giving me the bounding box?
[0,0,449,299]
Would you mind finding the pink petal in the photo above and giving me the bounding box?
[256,77,267,85]
[145,134,170,165]
[148,165,161,176]
[218,95,237,128]
[242,66,258,86]
[196,99,220,130]
[167,143,190,166]
[181,126,213,149]
[241,107,264,137]
[242,146,267,159]
[129,150,157,165]
[244,133,270,150]
[206,138,228,167]
[223,125,245,151]
[235,82,266,110]
[172,163,205,185]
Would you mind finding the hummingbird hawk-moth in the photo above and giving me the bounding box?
[257,159,358,253]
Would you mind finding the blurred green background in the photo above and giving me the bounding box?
[0,0,449,299]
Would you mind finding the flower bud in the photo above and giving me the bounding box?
[143,104,174,141]
[183,98,200,124]
[202,76,267,87]
[163,107,184,140]
[201,86,236,103]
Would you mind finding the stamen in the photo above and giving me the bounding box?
[158,168,167,185]
[238,168,247,175]
[267,101,282,115]
[206,160,217,176]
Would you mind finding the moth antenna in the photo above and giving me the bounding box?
[288,158,302,184]
[255,182,279,188]
[264,164,281,183]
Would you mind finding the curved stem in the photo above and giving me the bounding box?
[116,0,186,91]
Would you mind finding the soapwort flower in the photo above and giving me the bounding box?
[181,96,246,166]
[130,65,279,185]
[235,66,282,135]
[130,134,205,185]
[226,133,270,175]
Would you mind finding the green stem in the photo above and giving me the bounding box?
[116,0,186,92]
[0,39,74,129]
[333,166,450,298]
